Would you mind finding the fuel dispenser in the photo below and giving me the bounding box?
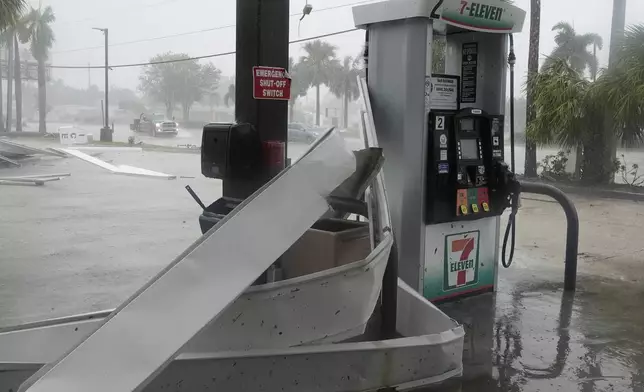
[426,108,507,224]
[353,0,525,303]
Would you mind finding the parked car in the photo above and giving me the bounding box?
[288,123,319,144]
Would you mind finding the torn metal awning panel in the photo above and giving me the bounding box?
[0,277,464,392]
[20,130,356,392]
[55,148,176,179]
[0,153,20,166]
[0,139,61,157]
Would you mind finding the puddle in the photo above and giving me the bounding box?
[423,271,644,392]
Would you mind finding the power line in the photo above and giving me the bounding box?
[48,28,359,69]
[51,24,236,54]
[54,0,180,26]
[50,0,375,55]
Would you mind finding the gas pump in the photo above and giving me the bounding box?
[353,0,525,303]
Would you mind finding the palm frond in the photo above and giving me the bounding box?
[552,21,575,46]
[526,58,590,148]
[0,0,26,31]
[579,32,603,50]
[593,24,644,146]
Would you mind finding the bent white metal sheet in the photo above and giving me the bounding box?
[1,277,464,392]
[0,139,61,157]
[0,236,391,362]
[58,148,176,179]
[19,130,356,392]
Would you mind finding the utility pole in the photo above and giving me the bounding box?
[93,27,111,142]
[605,0,626,181]
[228,0,289,199]
[6,36,13,132]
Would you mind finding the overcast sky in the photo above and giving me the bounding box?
[33,0,644,95]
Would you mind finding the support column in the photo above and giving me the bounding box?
[228,0,289,200]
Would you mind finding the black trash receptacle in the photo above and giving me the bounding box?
[198,197,241,234]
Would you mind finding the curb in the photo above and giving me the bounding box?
[519,179,644,202]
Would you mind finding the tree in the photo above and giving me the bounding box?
[287,57,310,122]
[224,84,235,107]
[528,25,644,184]
[0,0,26,31]
[13,32,22,131]
[528,60,607,183]
[5,28,14,132]
[180,62,220,121]
[544,22,603,78]
[329,56,360,128]
[299,40,339,125]
[595,25,644,150]
[138,53,221,120]
[19,5,55,133]
[524,0,541,177]
[604,0,627,179]
[0,30,10,132]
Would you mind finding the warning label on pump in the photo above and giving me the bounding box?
[425,75,459,112]
[252,66,291,100]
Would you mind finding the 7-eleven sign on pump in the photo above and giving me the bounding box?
[444,231,480,290]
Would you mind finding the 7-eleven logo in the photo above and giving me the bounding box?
[444,231,480,290]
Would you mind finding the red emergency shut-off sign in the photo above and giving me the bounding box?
[252,66,291,100]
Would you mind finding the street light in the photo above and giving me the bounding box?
[93,27,111,142]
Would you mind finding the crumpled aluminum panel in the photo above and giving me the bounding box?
[19,130,356,392]
[0,278,464,392]
[0,236,391,363]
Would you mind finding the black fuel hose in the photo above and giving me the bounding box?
[502,34,518,269]
[502,192,519,268]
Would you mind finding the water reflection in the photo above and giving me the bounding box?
[426,277,641,392]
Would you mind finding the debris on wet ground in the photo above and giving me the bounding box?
[2,144,644,391]
[0,173,70,186]
[52,148,177,179]
[0,139,66,167]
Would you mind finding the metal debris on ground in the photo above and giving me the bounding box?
[51,148,176,179]
[0,154,20,167]
[0,173,70,186]
[0,139,62,158]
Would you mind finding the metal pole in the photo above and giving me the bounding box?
[104,29,109,131]
[519,182,579,291]
[230,0,289,200]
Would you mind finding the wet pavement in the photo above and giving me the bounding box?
[2,143,644,391]
[431,269,644,392]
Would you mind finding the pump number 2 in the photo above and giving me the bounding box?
[430,0,444,19]
[435,116,445,130]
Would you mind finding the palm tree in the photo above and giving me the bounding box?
[19,5,55,133]
[13,32,23,131]
[544,22,603,78]
[224,84,235,107]
[595,25,644,148]
[524,0,541,177]
[299,40,339,125]
[287,57,310,122]
[604,0,627,179]
[0,0,26,31]
[528,25,644,184]
[329,56,360,128]
[0,32,8,133]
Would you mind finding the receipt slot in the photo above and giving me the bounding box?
[426,108,506,224]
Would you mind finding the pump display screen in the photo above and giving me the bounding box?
[460,118,475,132]
[460,139,479,160]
